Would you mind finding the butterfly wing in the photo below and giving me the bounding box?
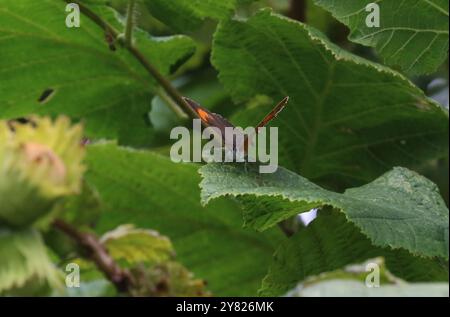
[183,96,289,157]
[183,97,235,135]
[255,96,289,130]
[183,97,239,153]
[243,96,289,154]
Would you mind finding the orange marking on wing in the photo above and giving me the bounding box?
[197,108,210,122]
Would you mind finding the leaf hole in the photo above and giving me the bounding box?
[38,88,56,104]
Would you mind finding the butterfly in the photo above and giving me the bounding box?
[182,96,289,161]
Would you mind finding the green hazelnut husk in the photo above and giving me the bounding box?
[0,116,85,227]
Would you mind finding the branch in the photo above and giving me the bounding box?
[52,219,134,293]
[64,0,196,119]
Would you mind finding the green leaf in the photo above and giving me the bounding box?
[143,0,237,32]
[85,142,284,296]
[289,279,449,296]
[100,224,174,266]
[313,0,449,75]
[0,0,195,146]
[200,163,449,259]
[259,210,448,296]
[285,257,449,297]
[0,227,61,294]
[211,9,448,190]
[99,224,210,296]
[128,261,210,297]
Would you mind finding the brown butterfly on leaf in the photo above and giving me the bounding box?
[182,96,289,160]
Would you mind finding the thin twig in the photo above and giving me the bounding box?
[155,88,189,120]
[53,219,134,293]
[126,44,197,118]
[63,0,196,119]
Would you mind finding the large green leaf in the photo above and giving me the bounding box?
[285,256,449,297]
[143,0,237,32]
[0,227,61,294]
[85,142,284,296]
[0,0,195,146]
[259,210,448,296]
[314,0,449,75]
[292,279,449,297]
[200,163,449,259]
[212,9,448,190]
[288,280,449,297]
